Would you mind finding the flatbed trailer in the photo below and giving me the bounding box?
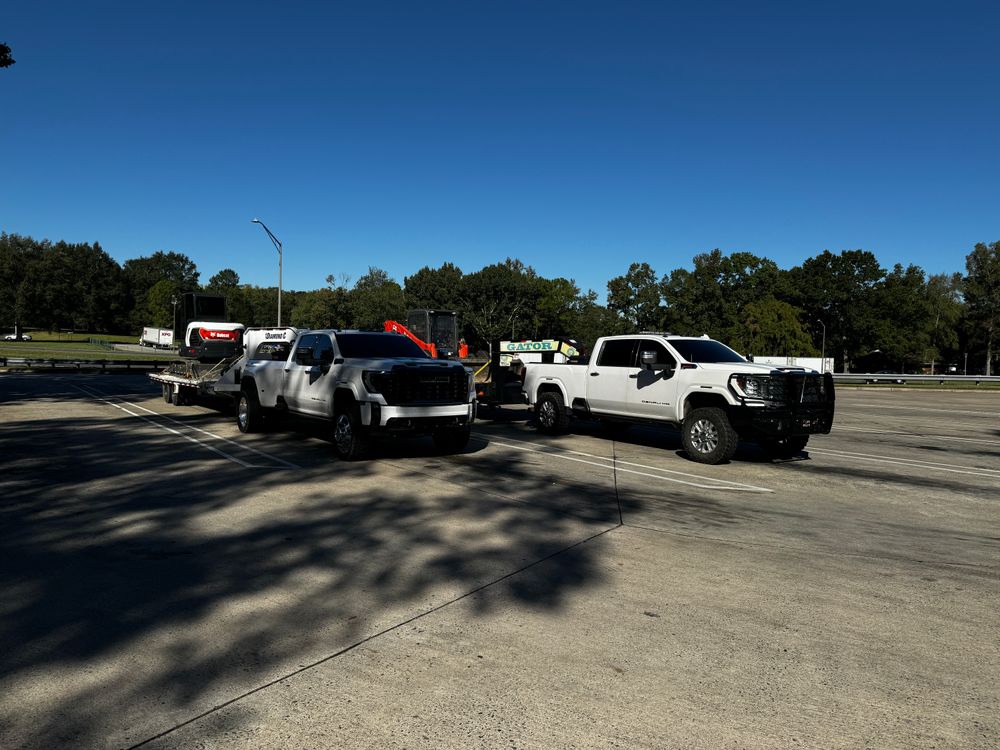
[149,355,245,405]
[148,327,297,406]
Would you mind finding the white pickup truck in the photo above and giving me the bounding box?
[522,333,835,464]
[237,328,475,459]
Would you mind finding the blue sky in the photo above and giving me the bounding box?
[2,1,997,299]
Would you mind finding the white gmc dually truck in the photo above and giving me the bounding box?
[522,333,835,464]
[237,328,475,459]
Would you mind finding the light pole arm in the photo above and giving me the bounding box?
[252,219,282,257]
[252,218,283,326]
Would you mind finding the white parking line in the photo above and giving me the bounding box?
[474,432,773,493]
[808,446,1000,479]
[839,403,1000,418]
[835,424,1000,447]
[74,385,300,469]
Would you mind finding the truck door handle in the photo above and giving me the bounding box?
[590,372,599,376]
[628,374,639,378]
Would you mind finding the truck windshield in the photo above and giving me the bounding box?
[670,339,746,364]
[337,333,430,359]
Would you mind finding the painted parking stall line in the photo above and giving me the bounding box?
[834,424,1000,448]
[809,446,1000,479]
[475,432,773,493]
[74,385,300,470]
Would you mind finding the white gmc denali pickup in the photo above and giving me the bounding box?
[522,333,835,464]
[237,328,475,459]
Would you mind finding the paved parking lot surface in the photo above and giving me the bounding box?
[1,373,998,749]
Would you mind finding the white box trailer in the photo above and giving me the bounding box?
[753,355,834,373]
[140,326,174,348]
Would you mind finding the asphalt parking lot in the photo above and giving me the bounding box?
[1,373,998,749]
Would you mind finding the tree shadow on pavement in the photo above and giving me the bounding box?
[0,394,621,749]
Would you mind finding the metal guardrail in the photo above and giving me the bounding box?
[832,373,1000,386]
[0,358,172,371]
[1,358,997,385]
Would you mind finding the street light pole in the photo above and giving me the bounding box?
[251,218,283,326]
[816,319,827,372]
[171,295,178,339]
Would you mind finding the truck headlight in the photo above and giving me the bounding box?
[730,374,785,401]
[362,370,391,394]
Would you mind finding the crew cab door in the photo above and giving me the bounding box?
[585,338,637,416]
[283,333,335,416]
[625,339,680,420]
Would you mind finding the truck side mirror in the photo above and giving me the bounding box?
[295,347,314,366]
[639,350,657,369]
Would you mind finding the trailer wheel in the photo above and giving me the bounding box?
[332,402,369,460]
[433,425,471,454]
[536,391,569,434]
[237,389,263,433]
[759,435,809,460]
[681,407,738,464]
[162,384,171,404]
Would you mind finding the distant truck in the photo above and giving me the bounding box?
[522,333,835,464]
[139,326,174,349]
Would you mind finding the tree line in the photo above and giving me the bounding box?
[1,232,997,374]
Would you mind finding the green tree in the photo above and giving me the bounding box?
[404,263,465,311]
[924,272,963,371]
[607,262,661,332]
[0,42,14,68]
[565,290,625,354]
[291,288,350,329]
[733,297,817,356]
[459,259,539,351]
[0,233,44,330]
[146,279,181,329]
[661,250,781,341]
[964,241,1000,375]
[206,268,240,291]
[870,264,933,371]
[124,250,200,329]
[787,250,886,372]
[348,267,405,330]
[532,277,580,339]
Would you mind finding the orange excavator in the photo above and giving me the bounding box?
[384,309,469,359]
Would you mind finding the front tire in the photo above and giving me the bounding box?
[535,391,569,434]
[333,402,369,460]
[759,435,809,460]
[433,425,471,454]
[237,389,263,433]
[681,407,738,464]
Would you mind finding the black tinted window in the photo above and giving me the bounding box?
[336,332,429,359]
[597,339,637,367]
[295,334,322,357]
[669,339,745,363]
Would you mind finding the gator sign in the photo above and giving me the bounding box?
[499,340,580,358]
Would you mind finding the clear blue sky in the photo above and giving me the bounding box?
[2,1,997,299]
